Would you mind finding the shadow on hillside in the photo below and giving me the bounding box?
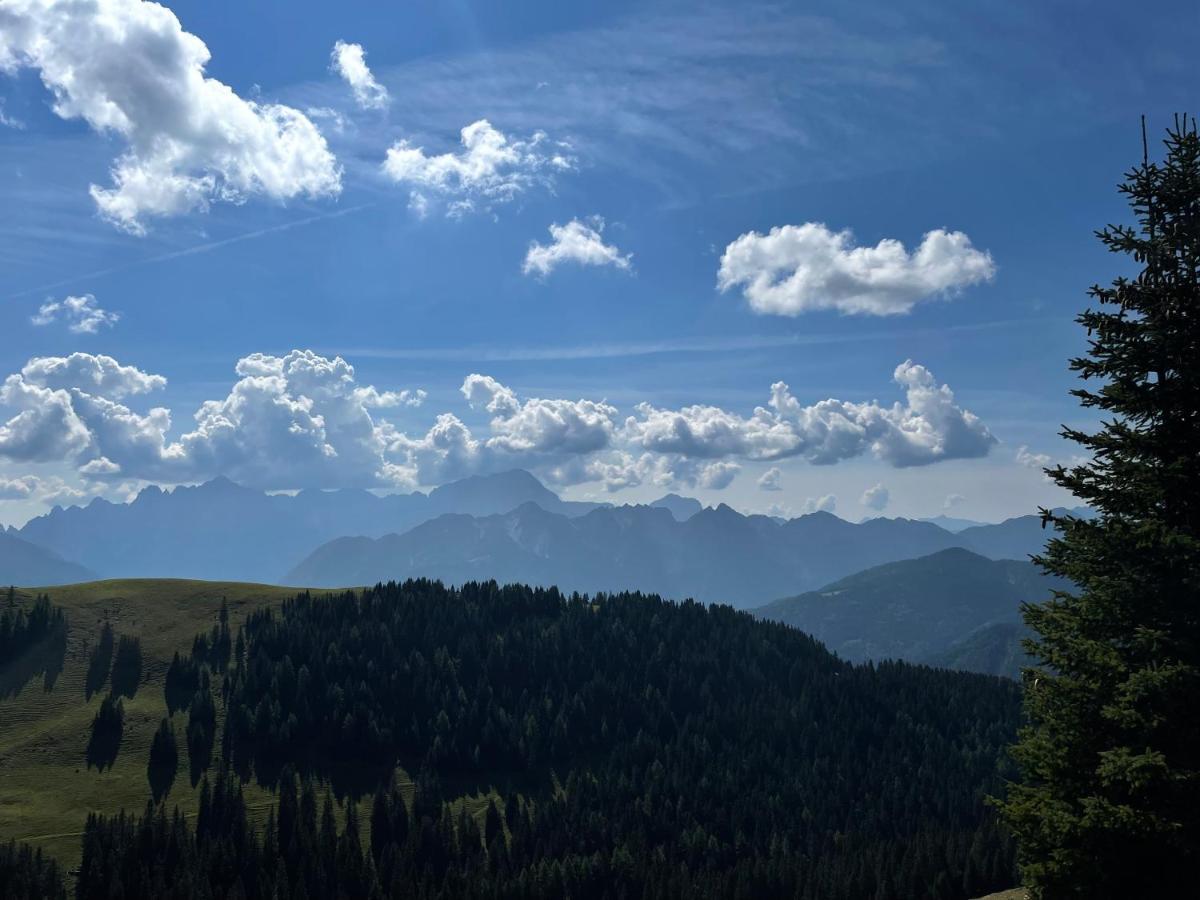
[110,635,142,698]
[84,623,115,700]
[86,696,124,771]
[0,621,68,699]
[149,725,178,803]
[150,758,177,803]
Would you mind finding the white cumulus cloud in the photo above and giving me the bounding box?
[176,350,419,490]
[1016,445,1052,469]
[32,294,120,334]
[0,354,167,465]
[460,374,617,456]
[860,482,889,511]
[801,494,837,514]
[382,375,620,487]
[20,353,165,398]
[0,0,342,233]
[697,460,740,490]
[0,473,92,505]
[0,354,999,503]
[382,119,573,217]
[717,223,995,316]
[0,474,39,500]
[570,451,679,493]
[571,452,736,494]
[330,40,389,110]
[523,217,632,277]
[757,466,782,492]
[623,360,995,468]
[0,350,425,491]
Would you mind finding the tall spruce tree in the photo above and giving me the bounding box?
[999,117,1200,897]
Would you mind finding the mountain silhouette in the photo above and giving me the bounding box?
[754,547,1065,673]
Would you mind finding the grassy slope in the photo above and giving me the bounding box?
[0,579,516,875]
[0,580,297,871]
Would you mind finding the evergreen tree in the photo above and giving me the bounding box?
[0,838,66,900]
[998,118,1200,897]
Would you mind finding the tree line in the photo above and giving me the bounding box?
[0,590,65,668]
[156,579,1020,899]
[5,580,1023,898]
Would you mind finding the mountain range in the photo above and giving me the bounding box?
[284,497,1066,607]
[753,548,1062,676]
[7,471,1079,605]
[12,470,602,584]
[0,530,96,587]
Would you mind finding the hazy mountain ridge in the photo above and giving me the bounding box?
[0,530,96,587]
[284,500,1051,607]
[9,470,1081,597]
[918,514,987,532]
[754,548,1065,674]
[13,470,605,583]
[648,493,705,521]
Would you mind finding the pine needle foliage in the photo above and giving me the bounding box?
[998,117,1200,898]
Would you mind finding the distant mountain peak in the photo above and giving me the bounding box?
[428,469,555,504]
[648,493,703,522]
[434,468,547,491]
[918,514,988,533]
[193,475,255,495]
[798,509,840,522]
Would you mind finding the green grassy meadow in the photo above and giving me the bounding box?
[1,580,299,871]
[0,579,520,875]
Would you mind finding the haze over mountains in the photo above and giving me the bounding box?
[283,487,1078,605]
[754,548,1061,676]
[287,502,982,604]
[0,530,96,587]
[6,470,1076,611]
[11,470,601,585]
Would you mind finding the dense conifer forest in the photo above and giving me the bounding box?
[65,580,1018,899]
[0,839,66,900]
[1,580,1024,897]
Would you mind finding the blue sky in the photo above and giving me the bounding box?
[1,0,1197,527]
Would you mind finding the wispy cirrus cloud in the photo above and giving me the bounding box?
[7,203,374,300]
[0,97,23,129]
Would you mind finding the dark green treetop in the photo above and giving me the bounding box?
[998,117,1200,898]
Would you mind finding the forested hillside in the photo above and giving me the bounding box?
[1,578,1023,899]
[755,548,1062,675]
[103,580,1020,899]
